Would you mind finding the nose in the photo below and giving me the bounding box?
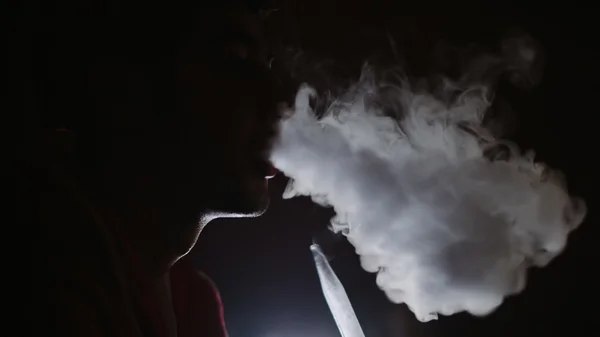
[263,51,301,108]
[264,68,296,114]
[249,58,296,125]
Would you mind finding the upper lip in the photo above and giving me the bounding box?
[248,100,286,165]
[247,133,278,177]
[258,108,283,156]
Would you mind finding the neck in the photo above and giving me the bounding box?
[53,166,209,288]
[109,200,212,288]
[38,131,213,287]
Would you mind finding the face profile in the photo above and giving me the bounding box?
[172,4,283,220]
[83,3,284,230]
[36,2,287,336]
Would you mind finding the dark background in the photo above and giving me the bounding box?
[16,0,598,336]
[191,1,598,337]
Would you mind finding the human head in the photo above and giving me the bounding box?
[42,1,286,228]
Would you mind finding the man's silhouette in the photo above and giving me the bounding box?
[31,1,285,336]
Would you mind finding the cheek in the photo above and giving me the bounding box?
[181,109,252,176]
[175,62,259,162]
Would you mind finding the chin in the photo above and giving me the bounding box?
[223,194,270,218]
[207,177,271,219]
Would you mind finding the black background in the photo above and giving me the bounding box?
[16,0,598,336]
[192,1,598,337]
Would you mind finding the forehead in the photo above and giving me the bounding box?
[190,4,268,50]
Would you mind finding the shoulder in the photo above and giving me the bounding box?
[171,259,219,296]
[170,258,228,337]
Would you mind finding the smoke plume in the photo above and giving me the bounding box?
[270,35,586,322]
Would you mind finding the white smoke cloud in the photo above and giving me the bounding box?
[270,40,586,322]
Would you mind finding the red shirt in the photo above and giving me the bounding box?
[170,260,228,337]
[42,171,228,337]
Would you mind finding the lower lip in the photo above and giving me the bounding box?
[264,162,277,179]
[253,159,277,179]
